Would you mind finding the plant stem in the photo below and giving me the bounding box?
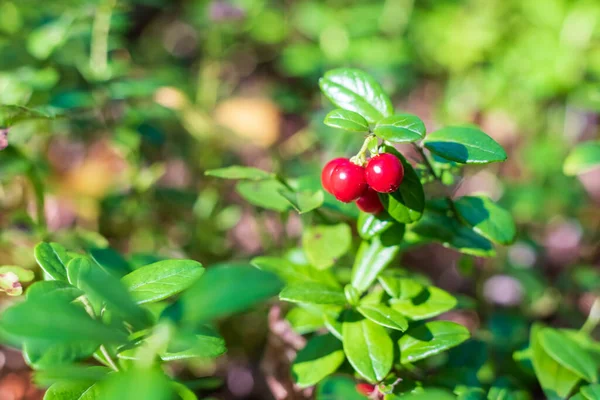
[581,297,600,335]
[351,134,375,166]
[90,0,116,79]
[100,345,119,371]
[412,144,460,217]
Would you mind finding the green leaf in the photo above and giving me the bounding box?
[205,166,274,180]
[88,247,131,278]
[539,328,598,383]
[398,321,470,364]
[286,307,325,334]
[391,286,457,320]
[410,213,495,257]
[34,242,72,281]
[564,141,600,176]
[303,224,351,270]
[530,324,580,399]
[96,368,174,400]
[423,126,507,164]
[386,388,456,400]
[351,237,399,293]
[252,256,338,287]
[161,328,226,361]
[378,277,424,300]
[35,365,110,387]
[0,146,30,179]
[316,376,368,400]
[26,280,84,303]
[342,311,393,383]
[280,188,324,214]
[44,380,99,400]
[292,334,345,387]
[280,282,346,305]
[27,15,73,60]
[378,149,425,224]
[374,114,426,143]
[0,296,127,345]
[121,259,204,304]
[319,68,393,124]
[455,196,516,245]
[179,265,282,325]
[324,109,370,132]
[236,180,291,211]
[581,384,600,400]
[357,211,395,240]
[24,340,98,369]
[357,304,408,331]
[67,257,149,329]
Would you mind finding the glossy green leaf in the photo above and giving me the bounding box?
[286,307,325,334]
[391,286,456,320]
[357,211,395,240]
[316,375,368,400]
[530,324,580,399]
[252,256,338,287]
[205,166,274,180]
[324,109,370,132]
[374,114,426,143]
[399,321,470,364]
[0,296,127,345]
[342,312,393,383]
[24,340,98,369]
[423,126,507,164]
[88,247,131,278]
[539,328,598,383]
[121,259,204,304]
[179,265,282,325]
[379,149,425,224]
[378,277,424,300]
[236,180,291,211]
[26,280,83,302]
[455,196,516,245]
[280,282,346,305]
[162,329,226,361]
[44,380,99,400]
[34,242,72,281]
[319,68,393,123]
[292,334,345,387]
[280,188,324,214]
[67,257,149,329]
[303,223,351,269]
[357,304,408,331]
[386,389,456,400]
[581,384,600,400]
[564,141,600,176]
[351,237,399,293]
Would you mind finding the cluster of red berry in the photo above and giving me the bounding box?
[321,153,404,214]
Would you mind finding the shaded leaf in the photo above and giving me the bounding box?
[357,304,408,331]
[374,114,426,143]
[391,286,457,320]
[539,328,598,383]
[316,375,368,400]
[292,334,345,387]
[399,321,470,364]
[423,126,507,164]
[236,179,291,211]
[34,242,72,281]
[280,282,346,305]
[455,196,516,245]
[303,224,351,270]
[351,237,399,293]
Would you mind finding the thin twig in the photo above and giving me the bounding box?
[100,345,119,372]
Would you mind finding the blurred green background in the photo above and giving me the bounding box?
[0,0,599,398]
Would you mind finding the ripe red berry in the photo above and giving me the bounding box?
[321,158,346,194]
[356,187,384,214]
[365,153,404,193]
[329,160,367,202]
[356,383,376,396]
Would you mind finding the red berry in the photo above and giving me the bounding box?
[329,160,367,202]
[321,158,346,194]
[365,153,404,193]
[356,187,384,214]
[356,383,375,396]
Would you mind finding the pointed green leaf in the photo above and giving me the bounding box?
[280,282,346,305]
[399,321,470,364]
[374,114,426,143]
[351,237,399,293]
[121,259,204,304]
[391,286,457,320]
[89,247,131,278]
[205,166,274,180]
[324,109,370,132]
[423,126,507,164]
[292,334,345,387]
[378,277,424,300]
[342,312,393,383]
[26,280,84,302]
[357,304,408,331]
[34,242,72,281]
[319,69,393,123]
[564,141,600,176]
[539,328,598,383]
[455,196,516,245]
[303,223,351,270]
